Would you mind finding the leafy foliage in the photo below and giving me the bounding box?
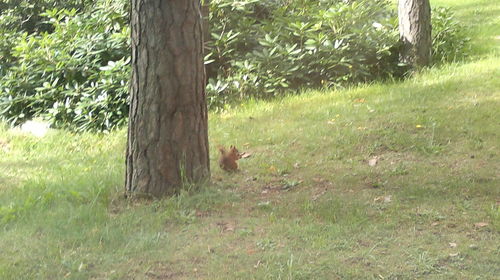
[431,7,470,63]
[205,0,402,109]
[0,0,88,34]
[0,0,470,131]
[0,1,129,131]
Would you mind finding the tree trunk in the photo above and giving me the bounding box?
[398,0,432,68]
[202,0,210,44]
[126,0,210,198]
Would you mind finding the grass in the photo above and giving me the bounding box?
[432,0,500,57]
[1,0,499,279]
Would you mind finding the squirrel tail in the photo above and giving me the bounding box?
[218,146,226,154]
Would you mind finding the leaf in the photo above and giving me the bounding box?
[334,39,343,49]
[304,39,317,46]
[469,244,478,250]
[257,201,270,207]
[225,224,235,232]
[474,222,488,228]
[247,248,256,255]
[374,195,392,203]
[240,152,252,158]
[216,221,235,233]
[312,188,327,201]
[327,119,336,125]
[368,157,378,166]
[312,177,325,183]
[281,180,301,191]
[195,210,209,217]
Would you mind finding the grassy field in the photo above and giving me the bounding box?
[1,0,499,279]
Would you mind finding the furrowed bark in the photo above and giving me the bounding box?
[126,0,209,198]
[398,0,432,68]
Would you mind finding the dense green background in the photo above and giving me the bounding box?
[0,0,469,131]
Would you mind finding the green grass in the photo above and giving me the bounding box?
[432,0,500,57]
[1,0,499,279]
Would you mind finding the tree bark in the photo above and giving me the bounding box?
[398,0,432,68]
[126,0,210,198]
[202,0,210,44]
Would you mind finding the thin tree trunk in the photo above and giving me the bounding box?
[126,0,210,198]
[398,0,432,68]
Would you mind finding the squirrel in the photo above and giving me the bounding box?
[218,145,242,171]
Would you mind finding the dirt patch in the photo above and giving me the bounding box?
[143,261,192,280]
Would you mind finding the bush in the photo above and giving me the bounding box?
[431,7,470,63]
[205,0,401,109]
[0,0,471,131]
[0,0,88,77]
[0,1,129,131]
[0,0,87,34]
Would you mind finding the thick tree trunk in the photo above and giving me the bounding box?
[398,0,432,68]
[202,0,210,44]
[126,0,210,198]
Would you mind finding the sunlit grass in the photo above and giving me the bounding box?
[432,0,500,56]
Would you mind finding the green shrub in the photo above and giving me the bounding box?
[0,1,129,131]
[0,0,89,77]
[431,7,470,63]
[0,0,88,34]
[205,0,402,108]
[0,0,471,131]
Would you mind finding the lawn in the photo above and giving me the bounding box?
[1,0,499,279]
